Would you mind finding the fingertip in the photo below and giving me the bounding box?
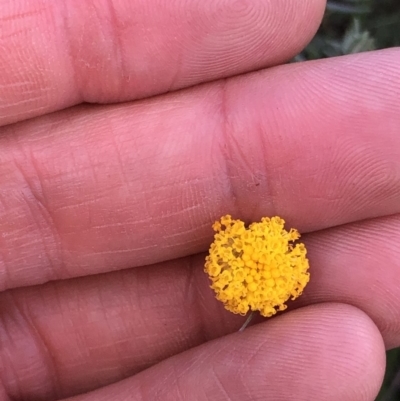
[238,303,386,401]
[0,0,327,126]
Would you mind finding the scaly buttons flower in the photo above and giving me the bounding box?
[204,215,310,317]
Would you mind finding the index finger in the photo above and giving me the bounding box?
[0,0,325,126]
[0,49,399,291]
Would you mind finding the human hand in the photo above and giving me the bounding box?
[1,1,399,400]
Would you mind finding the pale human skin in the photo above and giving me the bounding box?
[0,0,399,400]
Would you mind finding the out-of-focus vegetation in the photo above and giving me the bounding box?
[378,348,400,401]
[296,0,400,62]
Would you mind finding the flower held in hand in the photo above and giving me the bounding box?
[205,215,310,317]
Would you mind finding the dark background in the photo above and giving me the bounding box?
[298,0,400,60]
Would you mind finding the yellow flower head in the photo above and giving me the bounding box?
[205,215,310,317]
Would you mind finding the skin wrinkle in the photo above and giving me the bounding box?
[0,312,22,400]
[0,379,11,401]
[62,1,111,103]
[109,128,131,198]
[163,4,185,94]
[217,79,240,217]
[217,79,279,223]
[0,227,12,294]
[3,292,61,400]
[53,196,130,215]
[58,6,82,103]
[94,282,125,377]
[5,167,57,287]
[0,1,70,123]
[0,7,48,22]
[252,110,278,219]
[74,246,159,257]
[161,204,203,225]
[104,0,127,99]
[1,101,48,120]
[25,147,65,271]
[239,340,268,375]
[164,223,209,242]
[185,255,209,344]
[171,362,188,401]
[211,366,233,401]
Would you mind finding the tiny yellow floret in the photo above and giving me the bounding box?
[204,215,310,317]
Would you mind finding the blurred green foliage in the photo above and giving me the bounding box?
[296,0,400,61]
[376,347,400,401]
[298,1,400,400]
